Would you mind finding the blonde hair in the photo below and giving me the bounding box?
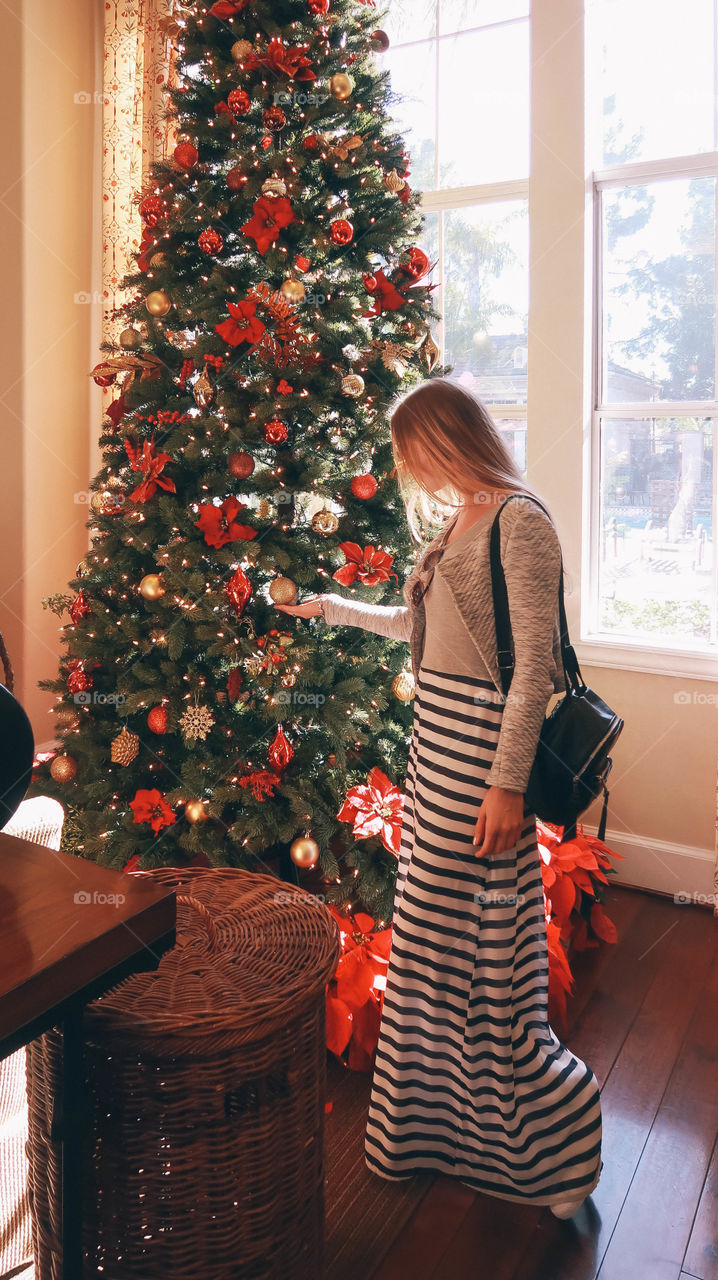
[390,377,547,544]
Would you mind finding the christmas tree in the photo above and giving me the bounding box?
[31,0,441,925]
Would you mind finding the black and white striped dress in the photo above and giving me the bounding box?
[364,664,603,1206]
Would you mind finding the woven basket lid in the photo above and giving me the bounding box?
[85,868,340,1051]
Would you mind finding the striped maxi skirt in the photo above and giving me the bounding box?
[364,666,603,1207]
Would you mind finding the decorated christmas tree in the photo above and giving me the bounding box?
[31,0,441,924]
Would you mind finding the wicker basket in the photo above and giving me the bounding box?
[26,867,340,1280]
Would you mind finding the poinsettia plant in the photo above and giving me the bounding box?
[329,771,623,1068]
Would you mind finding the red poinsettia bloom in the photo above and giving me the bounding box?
[337,765,404,856]
[208,0,251,16]
[124,436,176,502]
[215,298,266,347]
[194,497,258,548]
[332,542,398,587]
[246,37,316,82]
[325,904,392,1066]
[129,788,176,836]
[106,391,128,430]
[240,195,295,256]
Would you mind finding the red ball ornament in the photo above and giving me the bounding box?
[174,141,198,170]
[401,246,431,281]
[147,706,168,734]
[226,166,246,191]
[264,419,289,445]
[139,194,166,227]
[302,134,320,153]
[330,218,354,246]
[263,106,286,131]
[228,451,255,479]
[268,724,294,772]
[371,29,390,51]
[198,228,224,255]
[308,0,330,12]
[351,473,379,500]
[227,88,251,116]
[92,370,116,388]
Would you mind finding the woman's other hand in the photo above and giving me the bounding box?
[273,596,324,618]
[473,786,526,856]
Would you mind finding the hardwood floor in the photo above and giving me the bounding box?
[323,885,718,1280]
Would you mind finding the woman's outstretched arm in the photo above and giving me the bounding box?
[274,593,412,642]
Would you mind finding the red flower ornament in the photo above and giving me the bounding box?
[194,497,258,548]
[241,195,296,256]
[129,788,176,836]
[337,765,404,856]
[332,542,398,587]
[215,298,266,348]
[124,437,176,503]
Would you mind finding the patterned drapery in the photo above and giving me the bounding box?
[102,0,181,343]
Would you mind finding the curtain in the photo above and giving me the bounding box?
[102,0,181,344]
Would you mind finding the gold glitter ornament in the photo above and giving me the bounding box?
[50,754,78,782]
[110,727,140,766]
[119,327,141,350]
[231,39,253,61]
[419,333,440,372]
[268,577,297,605]
[279,278,305,303]
[262,176,287,198]
[193,369,214,408]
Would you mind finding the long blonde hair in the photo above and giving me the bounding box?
[390,378,547,544]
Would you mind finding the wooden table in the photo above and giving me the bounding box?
[0,830,176,1279]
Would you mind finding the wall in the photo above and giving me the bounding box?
[0,0,101,744]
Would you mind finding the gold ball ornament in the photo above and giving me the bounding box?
[279,278,306,304]
[268,576,297,605]
[110,727,140,766]
[342,373,365,398]
[119,327,141,350]
[184,799,208,824]
[290,836,320,868]
[231,39,253,61]
[50,754,77,782]
[311,506,339,536]
[330,72,354,100]
[90,491,106,514]
[140,574,166,601]
[145,290,172,317]
[392,668,415,702]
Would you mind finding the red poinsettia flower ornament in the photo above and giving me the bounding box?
[332,542,398,587]
[240,195,296,256]
[194,497,257,548]
[124,437,176,503]
[337,765,404,856]
[129,788,176,836]
[215,298,266,348]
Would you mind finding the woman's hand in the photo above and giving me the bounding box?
[473,786,526,857]
[273,596,324,618]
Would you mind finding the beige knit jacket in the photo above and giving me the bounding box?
[321,495,568,793]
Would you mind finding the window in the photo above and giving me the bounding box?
[384,1,529,472]
[587,0,718,655]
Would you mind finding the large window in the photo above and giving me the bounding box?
[587,0,718,655]
[384,1,529,472]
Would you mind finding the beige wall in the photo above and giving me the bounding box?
[0,0,101,743]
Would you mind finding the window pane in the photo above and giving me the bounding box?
[589,0,716,167]
[437,21,529,185]
[494,418,527,474]
[601,177,716,403]
[442,201,528,405]
[599,416,716,648]
[386,41,436,191]
[383,0,436,46]
[440,0,529,36]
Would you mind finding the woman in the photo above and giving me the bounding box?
[274,378,603,1219]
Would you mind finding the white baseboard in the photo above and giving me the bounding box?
[581,820,716,910]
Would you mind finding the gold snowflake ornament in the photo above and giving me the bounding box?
[180,704,216,741]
